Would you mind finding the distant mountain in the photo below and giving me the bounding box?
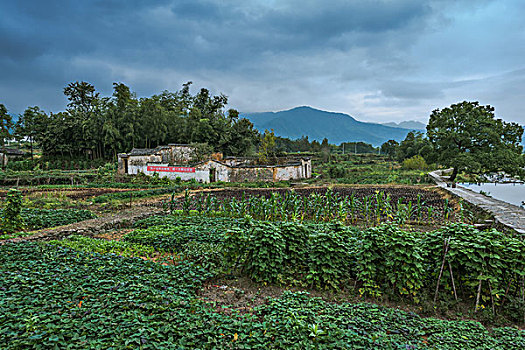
[241,106,419,146]
[382,120,426,131]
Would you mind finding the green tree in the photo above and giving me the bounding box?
[0,103,13,150]
[380,140,399,159]
[63,81,105,158]
[224,117,259,156]
[396,131,433,162]
[15,106,47,159]
[259,129,277,164]
[427,101,524,182]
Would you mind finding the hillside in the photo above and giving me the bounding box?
[382,120,426,130]
[241,106,419,146]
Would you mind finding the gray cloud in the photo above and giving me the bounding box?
[0,0,524,126]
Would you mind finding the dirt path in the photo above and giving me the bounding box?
[0,206,164,245]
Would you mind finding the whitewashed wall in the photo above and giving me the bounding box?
[131,163,209,183]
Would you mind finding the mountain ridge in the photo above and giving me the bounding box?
[241,106,422,146]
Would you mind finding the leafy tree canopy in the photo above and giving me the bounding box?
[426,101,524,181]
[0,103,13,149]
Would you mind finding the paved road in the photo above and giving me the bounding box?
[429,170,525,234]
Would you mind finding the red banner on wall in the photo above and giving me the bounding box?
[147,166,195,173]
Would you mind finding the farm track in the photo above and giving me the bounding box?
[0,206,163,245]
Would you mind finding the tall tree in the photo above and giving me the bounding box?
[0,104,13,150]
[396,131,433,162]
[380,140,399,159]
[63,81,104,158]
[259,129,277,164]
[15,106,47,159]
[427,101,524,182]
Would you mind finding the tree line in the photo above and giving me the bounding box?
[381,101,524,181]
[5,81,262,160]
[1,81,370,161]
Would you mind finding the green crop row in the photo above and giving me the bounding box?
[224,220,524,319]
[129,214,524,321]
[48,235,156,258]
[19,208,97,229]
[0,208,97,239]
[1,243,522,349]
[91,187,180,203]
[126,216,239,250]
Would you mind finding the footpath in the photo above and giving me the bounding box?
[0,207,163,245]
[429,170,525,234]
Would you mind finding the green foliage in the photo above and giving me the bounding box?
[402,155,429,170]
[223,220,355,289]
[395,131,434,162]
[0,188,24,233]
[14,81,259,160]
[171,188,451,226]
[380,139,399,159]
[356,225,425,298]
[0,103,13,149]
[1,243,523,348]
[49,235,156,257]
[1,216,524,348]
[427,101,524,181]
[0,208,96,239]
[243,221,287,283]
[258,129,277,163]
[316,154,431,185]
[423,223,525,313]
[307,229,351,289]
[20,208,96,230]
[92,187,179,203]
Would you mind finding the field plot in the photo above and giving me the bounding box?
[1,213,523,349]
[0,208,97,240]
[170,186,458,228]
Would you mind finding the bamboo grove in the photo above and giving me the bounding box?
[11,81,260,160]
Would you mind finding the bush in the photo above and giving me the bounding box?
[402,155,428,170]
[0,189,24,233]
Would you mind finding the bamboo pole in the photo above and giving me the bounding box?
[475,275,483,313]
[448,261,458,301]
[434,237,450,304]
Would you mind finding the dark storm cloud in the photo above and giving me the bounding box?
[0,0,523,124]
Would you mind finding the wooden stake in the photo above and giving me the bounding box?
[475,275,483,313]
[488,281,496,315]
[448,261,457,301]
[434,237,450,304]
[499,276,513,312]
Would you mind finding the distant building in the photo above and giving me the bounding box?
[117,144,311,183]
[0,148,26,167]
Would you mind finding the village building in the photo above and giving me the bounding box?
[0,148,26,167]
[117,144,311,183]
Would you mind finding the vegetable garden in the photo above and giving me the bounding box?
[1,185,524,348]
[168,187,458,227]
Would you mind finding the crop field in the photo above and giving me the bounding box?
[169,187,458,227]
[0,208,97,239]
[1,212,524,349]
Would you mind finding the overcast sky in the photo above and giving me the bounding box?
[1,0,524,124]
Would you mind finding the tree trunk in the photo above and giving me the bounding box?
[450,167,458,183]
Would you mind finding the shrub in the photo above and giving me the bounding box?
[402,155,428,170]
[0,189,24,233]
